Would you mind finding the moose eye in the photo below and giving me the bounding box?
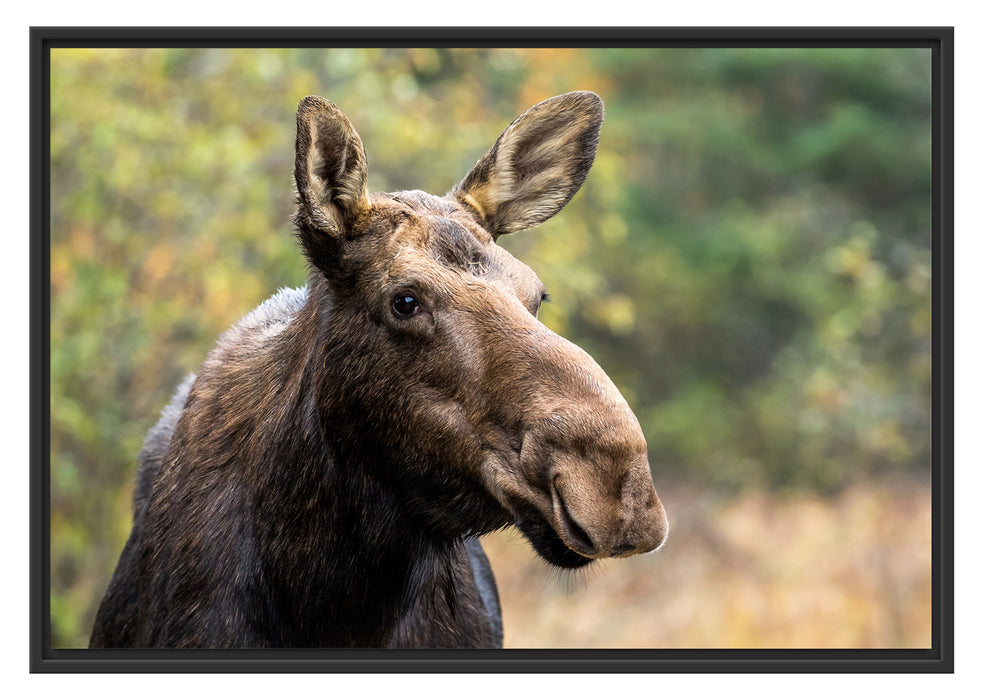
[391,293,421,318]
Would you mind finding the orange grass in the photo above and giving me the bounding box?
[481,478,932,648]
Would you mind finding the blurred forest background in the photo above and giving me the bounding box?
[49,47,932,648]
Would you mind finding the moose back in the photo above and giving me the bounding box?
[90,92,668,648]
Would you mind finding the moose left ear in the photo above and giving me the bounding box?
[451,91,604,238]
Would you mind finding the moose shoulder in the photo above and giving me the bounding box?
[90,92,668,649]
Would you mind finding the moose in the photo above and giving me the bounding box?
[90,91,668,648]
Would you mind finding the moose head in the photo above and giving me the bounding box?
[293,92,668,569]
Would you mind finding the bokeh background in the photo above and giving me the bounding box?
[49,47,932,649]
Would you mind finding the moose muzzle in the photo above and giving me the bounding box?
[518,413,668,562]
[487,323,669,568]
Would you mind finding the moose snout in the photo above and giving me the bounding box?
[506,328,669,565]
[517,423,668,561]
[550,455,668,560]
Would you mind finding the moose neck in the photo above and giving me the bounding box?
[246,277,458,646]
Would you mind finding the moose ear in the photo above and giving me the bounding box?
[451,91,604,238]
[294,96,370,238]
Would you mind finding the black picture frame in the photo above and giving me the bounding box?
[30,26,954,673]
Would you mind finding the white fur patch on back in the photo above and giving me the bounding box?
[236,286,309,339]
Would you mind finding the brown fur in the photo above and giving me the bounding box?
[90,92,667,649]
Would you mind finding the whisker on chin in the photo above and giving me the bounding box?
[545,557,603,593]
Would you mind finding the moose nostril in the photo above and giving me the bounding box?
[554,488,597,555]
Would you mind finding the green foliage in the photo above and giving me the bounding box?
[49,47,931,647]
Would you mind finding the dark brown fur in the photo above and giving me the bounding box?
[90,92,667,649]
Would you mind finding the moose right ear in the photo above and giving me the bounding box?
[294,96,370,238]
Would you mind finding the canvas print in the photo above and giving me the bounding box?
[48,46,933,650]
